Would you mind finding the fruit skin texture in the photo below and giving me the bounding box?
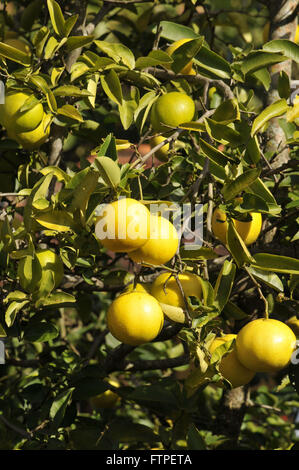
[124,282,151,294]
[151,272,202,308]
[166,38,193,75]
[209,334,255,388]
[150,135,169,162]
[236,318,297,373]
[95,198,151,253]
[129,215,179,266]
[211,207,262,246]
[14,113,51,150]
[150,92,195,133]
[0,90,44,133]
[90,379,120,410]
[107,292,164,346]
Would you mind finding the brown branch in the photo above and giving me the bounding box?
[122,353,190,372]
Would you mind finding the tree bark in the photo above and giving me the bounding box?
[266,0,298,168]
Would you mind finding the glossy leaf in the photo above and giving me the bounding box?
[135,50,173,69]
[252,253,299,274]
[171,37,204,74]
[94,40,135,69]
[199,138,234,167]
[210,99,240,124]
[251,99,288,136]
[194,46,231,79]
[152,21,199,41]
[94,156,121,189]
[214,260,236,312]
[101,69,123,106]
[57,104,83,122]
[65,36,94,52]
[227,220,255,268]
[47,0,65,37]
[263,39,299,64]
[222,168,261,201]
[246,266,284,292]
[0,41,31,66]
[241,50,286,75]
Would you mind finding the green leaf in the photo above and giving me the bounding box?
[239,193,269,213]
[47,0,66,37]
[278,71,291,99]
[252,67,271,91]
[212,99,240,124]
[94,156,121,189]
[241,50,287,75]
[65,36,94,53]
[135,50,173,69]
[263,39,299,64]
[100,69,123,106]
[251,99,288,136]
[37,292,76,308]
[244,136,260,164]
[222,168,261,201]
[187,424,206,450]
[199,138,234,167]
[194,46,231,79]
[33,26,50,58]
[86,73,99,108]
[63,14,78,37]
[24,321,59,342]
[134,91,158,133]
[246,177,279,207]
[222,301,249,320]
[44,36,67,60]
[171,37,204,74]
[252,253,299,275]
[205,118,243,146]
[53,85,92,97]
[227,220,255,268]
[179,246,218,260]
[50,388,74,429]
[46,89,58,113]
[246,266,284,292]
[94,40,135,69]
[0,41,31,66]
[152,21,199,41]
[29,74,51,94]
[118,86,139,130]
[5,300,29,328]
[214,260,236,312]
[57,104,83,122]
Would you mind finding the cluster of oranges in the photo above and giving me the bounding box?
[209,318,297,389]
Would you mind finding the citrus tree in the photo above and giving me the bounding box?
[0,0,299,451]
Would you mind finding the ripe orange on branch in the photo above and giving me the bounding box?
[209,334,255,388]
[129,214,179,266]
[95,198,151,253]
[107,291,164,346]
[150,92,195,133]
[211,207,262,246]
[236,318,297,373]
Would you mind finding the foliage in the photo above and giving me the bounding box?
[0,0,298,451]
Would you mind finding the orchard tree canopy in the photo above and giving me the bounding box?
[0,0,298,452]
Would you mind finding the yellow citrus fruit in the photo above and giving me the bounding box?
[286,316,299,336]
[129,215,179,266]
[0,90,44,133]
[295,25,299,44]
[107,291,164,346]
[150,92,195,132]
[123,282,151,294]
[95,198,151,253]
[211,207,262,246]
[166,38,194,75]
[150,135,169,162]
[90,379,120,410]
[209,334,255,388]
[4,37,31,56]
[151,271,202,308]
[236,318,297,373]
[13,113,51,150]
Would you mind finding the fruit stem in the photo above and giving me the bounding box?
[244,266,269,319]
